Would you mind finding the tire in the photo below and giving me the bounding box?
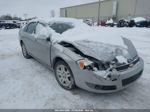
[21,43,31,59]
[54,60,75,90]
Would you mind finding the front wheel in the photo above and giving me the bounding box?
[21,43,31,59]
[54,60,75,90]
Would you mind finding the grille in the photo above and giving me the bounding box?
[116,57,139,71]
[122,70,143,86]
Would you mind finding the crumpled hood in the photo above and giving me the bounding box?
[59,28,138,62]
[60,39,137,63]
[71,38,137,62]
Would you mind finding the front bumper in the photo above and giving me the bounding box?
[71,57,144,93]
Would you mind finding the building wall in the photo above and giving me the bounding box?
[99,0,114,20]
[75,2,99,22]
[117,0,136,20]
[60,9,65,17]
[60,0,150,22]
[60,2,99,22]
[135,0,150,19]
[67,7,77,18]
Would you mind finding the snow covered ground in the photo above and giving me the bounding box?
[0,27,150,109]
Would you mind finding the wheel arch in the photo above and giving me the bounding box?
[52,57,67,69]
[53,56,76,89]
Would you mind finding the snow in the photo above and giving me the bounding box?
[116,55,127,63]
[48,18,128,48]
[33,18,129,51]
[0,27,150,109]
[36,17,83,25]
[61,28,127,48]
[133,17,146,23]
[106,19,113,24]
[72,40,129,62]
[36,23,51,38]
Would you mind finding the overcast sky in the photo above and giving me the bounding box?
[0,0,98,18]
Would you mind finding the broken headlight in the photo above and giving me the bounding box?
[77,59,95,71]
[76,58,107,71]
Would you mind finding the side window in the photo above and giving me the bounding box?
[50,23,57,31]
[26,22,37,34]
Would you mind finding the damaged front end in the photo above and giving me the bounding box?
[59,37,140,81]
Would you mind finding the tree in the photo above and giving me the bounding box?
[0,14,12,20]
[50,10,55,18]
[0,14,22,20]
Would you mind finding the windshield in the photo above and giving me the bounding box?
[49,22,74,34]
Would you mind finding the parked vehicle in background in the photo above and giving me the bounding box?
[132,17,148,27]
[84,19,93,26]
[0,22,19,29]
[0,22,7,29]
[97,20,107,26]
[117,19,129,27]
[128,20,135,27]
[19,18,144,93]
[95,17,149,28]
[136,21,148,27]
[117,17,149,28]
[148,21,150,28]
[0,20,21,29]
[13,21,21,28]
[106,19,115,27]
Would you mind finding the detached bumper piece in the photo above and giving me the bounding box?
[122,70,143,86]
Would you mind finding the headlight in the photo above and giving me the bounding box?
[77,58,94,70]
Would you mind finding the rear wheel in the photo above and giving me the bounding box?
[21,43,31,59]
[54,60,75,90]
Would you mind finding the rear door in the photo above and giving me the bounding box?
[21,22,37,56]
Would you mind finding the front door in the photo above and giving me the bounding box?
[33,23,51,67]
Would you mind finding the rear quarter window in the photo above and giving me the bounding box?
[23,22,37,34]
[23,25,28,32]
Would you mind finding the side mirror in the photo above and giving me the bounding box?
[46,37,50,41]
[36,27,52,41]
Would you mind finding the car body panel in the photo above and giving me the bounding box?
[20,30,37,55]
[69,57,144,93]
[33,39,51,66]
[19,18,144,93]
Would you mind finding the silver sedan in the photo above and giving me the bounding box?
[19,18,144,93]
